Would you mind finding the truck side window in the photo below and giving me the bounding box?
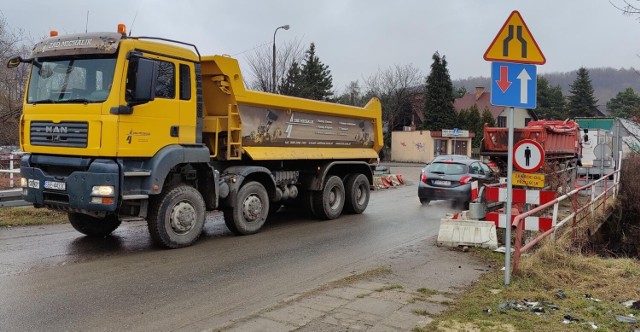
[179,64,191,100]
[155,60,175,99]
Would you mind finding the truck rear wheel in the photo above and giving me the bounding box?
[300,190,317,218]
[147,185,205,249]
[344,173,370,214]
[68,213,121,237]
[313,175,345,220]
[223,181,269,235]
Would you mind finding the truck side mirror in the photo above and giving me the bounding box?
[127,56,157,106]
[6,56,24,68]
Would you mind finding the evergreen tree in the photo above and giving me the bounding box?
[536,76,567,120]
[278,61,302,97]
[567,67,599,118]
[423,52,456,131]
[481,108,496,127]
[453,86,467,99]
[465,105,483,148]
[278,43,334,101]
[607,87,640,119]
[456,108,470,130]
[299,43,333,101]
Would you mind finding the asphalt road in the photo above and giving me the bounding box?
[0,166,467,331]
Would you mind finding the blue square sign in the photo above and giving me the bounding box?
[490,61,537,109]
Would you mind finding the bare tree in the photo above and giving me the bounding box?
[364,64,423,133]
[336,80,364,106]
[0,14,30,145]
[610,0,640,16]
[243,37,305,93]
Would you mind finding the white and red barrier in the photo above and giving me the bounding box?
[485,212,552,232]
[485,187,555,205]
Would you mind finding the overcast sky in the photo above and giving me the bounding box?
[2,1,638,92]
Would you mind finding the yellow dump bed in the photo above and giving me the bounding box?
[200,55,383,161]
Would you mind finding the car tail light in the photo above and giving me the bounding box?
[421,171,427,183]
[460,175,472,184]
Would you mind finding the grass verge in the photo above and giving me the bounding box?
[426,237,640,331]
[0,207,67,227]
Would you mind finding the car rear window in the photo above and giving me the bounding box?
[427,162,467,175]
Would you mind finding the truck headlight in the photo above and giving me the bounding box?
[91,185,115,196]
[21,178,27,188]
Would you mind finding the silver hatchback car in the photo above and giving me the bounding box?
[418,159,498,206]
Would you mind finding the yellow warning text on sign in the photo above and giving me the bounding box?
[512,172,545,188]
[484,10,546,64]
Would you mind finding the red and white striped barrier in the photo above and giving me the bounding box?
[486,212,553,232]
[471,181,479,201]
[485,187,555,205]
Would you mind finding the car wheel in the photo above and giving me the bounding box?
[419,198,430,205]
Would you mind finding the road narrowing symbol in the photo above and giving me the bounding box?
[484,10,546,64]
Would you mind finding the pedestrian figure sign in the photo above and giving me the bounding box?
[513,139,544,173]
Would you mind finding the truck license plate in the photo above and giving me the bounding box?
[433,180,450,186]
[44,181,66,190]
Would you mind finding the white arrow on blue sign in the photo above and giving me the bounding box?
[490,61,537,109]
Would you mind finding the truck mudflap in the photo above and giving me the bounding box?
[20,154,119,213]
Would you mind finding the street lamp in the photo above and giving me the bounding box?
[272,24,290,93]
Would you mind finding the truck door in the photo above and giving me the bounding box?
[117,54,181,157]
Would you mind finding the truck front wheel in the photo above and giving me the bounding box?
[68,213,121,237]
[313,175,345,220]
[147,185,206,249]
[223,181,269,235]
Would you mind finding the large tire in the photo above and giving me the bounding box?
[68,213,121,237]
[222,181,269,235]
[300,189,317,218]
[343,173,370,214]
[313,175,345,220]
[147,185,206,249]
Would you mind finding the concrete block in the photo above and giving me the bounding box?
[437,218,498,249]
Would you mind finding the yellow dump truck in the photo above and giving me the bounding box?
[7,25,383,248]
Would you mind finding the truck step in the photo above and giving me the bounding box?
[122,194,149,200]
[124,171,152,177]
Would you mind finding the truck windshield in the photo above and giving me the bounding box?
[27,56,117,104]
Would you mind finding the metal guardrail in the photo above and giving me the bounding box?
[0,188,30,207]
[511,168,621,274]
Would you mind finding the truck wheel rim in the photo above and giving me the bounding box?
[329,187,342,208]
[170,201,196,234]
[355,184,365,205]
[242,194,263,222]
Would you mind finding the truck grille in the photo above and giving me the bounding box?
[30,121,88,148]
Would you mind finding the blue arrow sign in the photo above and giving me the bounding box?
[490,61,537,109]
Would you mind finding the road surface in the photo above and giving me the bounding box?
[0,166,475,331]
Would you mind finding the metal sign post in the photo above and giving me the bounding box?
[505,107,514,285]
[484,10,545,286]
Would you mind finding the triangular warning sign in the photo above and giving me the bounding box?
[484,11,546,64]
